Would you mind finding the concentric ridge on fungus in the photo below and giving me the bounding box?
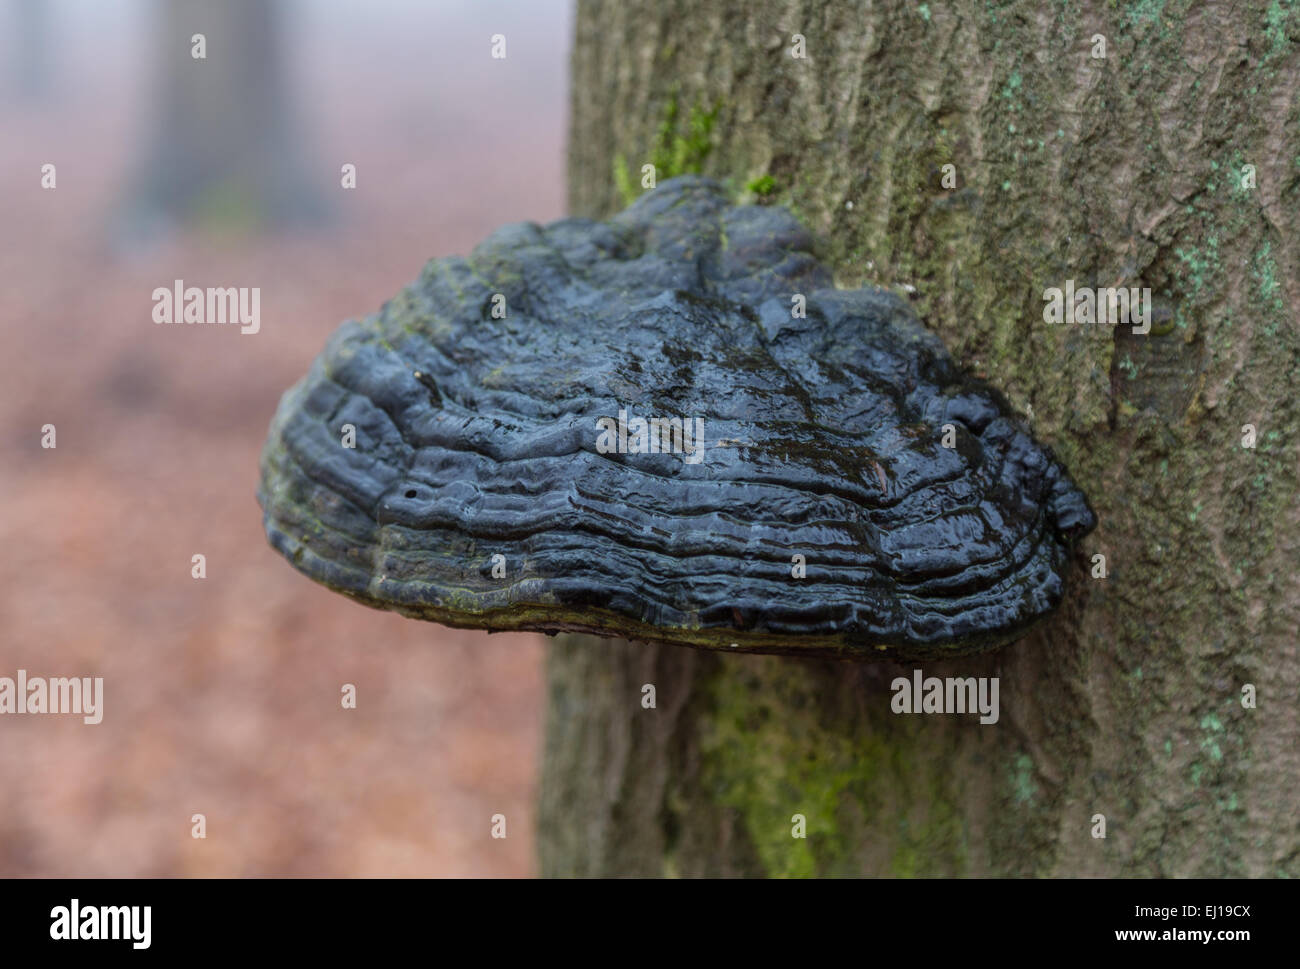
[258,175,1096,659]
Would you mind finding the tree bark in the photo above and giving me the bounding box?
[539,0,1300,876]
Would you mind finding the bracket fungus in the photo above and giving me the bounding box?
[258,175,1095,660]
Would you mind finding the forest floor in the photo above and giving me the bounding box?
[0,10,565,875]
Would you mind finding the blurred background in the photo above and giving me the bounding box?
[0,0,570,875]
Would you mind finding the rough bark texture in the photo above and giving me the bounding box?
[539,0,1300,876]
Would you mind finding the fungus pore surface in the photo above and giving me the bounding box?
[258,175,1096,659]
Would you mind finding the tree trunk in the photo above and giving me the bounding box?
[539,0,1300,876]
[10,0,52,101]
[121,0,321,237]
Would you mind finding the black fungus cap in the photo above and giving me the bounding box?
[258,175,1096,659]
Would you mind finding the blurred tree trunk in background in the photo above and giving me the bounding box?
[539,0,1300,876]
[122,0,321,238]
[11,0,51,101]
